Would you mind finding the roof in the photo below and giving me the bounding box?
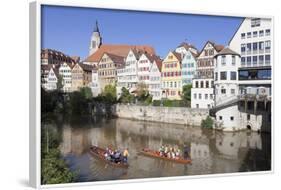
[50,67,60,78]
[198,41,225,56]
[172,51,182,62]
[78,63,94,72]
[84,44,155,62]
[177,42,198,51]
[214,47,240,57]
[228,18,246,46]
[41,48,78,63]
[154,58,163,71]
[104,53,125,64]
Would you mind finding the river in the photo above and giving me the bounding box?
[42,115,271,182]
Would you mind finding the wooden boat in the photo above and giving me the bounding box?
[139,148,192,164]
[89,146,129,168]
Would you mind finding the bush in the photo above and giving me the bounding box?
[152,100,161,106]
[201,116,214,129]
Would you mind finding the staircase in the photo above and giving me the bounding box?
[209,96,239,116]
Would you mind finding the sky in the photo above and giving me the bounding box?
[41,5,243,60]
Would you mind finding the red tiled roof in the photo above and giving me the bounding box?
[172,51,183,62]
[105,53,125,64]
[154,58,163,71]
[84,44,155,62]
[177,42,198,51]
[78,63,94,72]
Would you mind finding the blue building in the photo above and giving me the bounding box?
[181,50,197,85]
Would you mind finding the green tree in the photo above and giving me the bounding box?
[182,84,192,101]
[201,116,214,129]
[135,82,150,103]
[119,87,134,103]
[79,87,93,100]
[102,84,117,103]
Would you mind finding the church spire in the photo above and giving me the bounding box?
[94,20,100,33]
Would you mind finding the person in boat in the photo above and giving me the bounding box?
[114,150,122,163]
[104,147,111,161]
[123,148,129,163]
[159,145,165,156]
[164,145,169,157]
[171,148,176,159]
[175,148,181,159]
[183,144,190,160]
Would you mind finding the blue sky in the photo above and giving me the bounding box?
[41,5,243,60]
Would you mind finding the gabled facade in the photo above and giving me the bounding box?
[149,59,162,100]
[98,53,125,91]
[175,42,198,57]
[181,50,197,85]
[46,67,59,91]
[137,53,157,84]
[116,49,141,95]
[161,51,182,100]
[196,41,224,79]
[71,63,93,91]
[59,62,74,92]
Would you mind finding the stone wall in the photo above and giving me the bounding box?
[115,104,209,126]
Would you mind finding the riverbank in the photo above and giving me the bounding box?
[115,104,209,126]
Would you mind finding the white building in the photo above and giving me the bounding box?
[137,53,157,84]
[213,47,241,131]
[89,21,102,56]
[116,49,141,96]
[228,17,272,132]
[46,67,59,91]
[148,59,162,100]
[191,78,214,109]
[59,62,74,93]
[175,42,198,56]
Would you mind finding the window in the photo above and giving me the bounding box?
[251,18,261,27]
[239,68,271,80]
[241,57,246,65]
[220,71,227,80]
[215,72,218,81]
[265,29,271,36]
[247,32,251,38]
[221,88,226,94]
[241,33,245,39]
[247,56,251,66]
[247,114,250,120]
[253,31,258,37]
[200,81,204,88]
[194,93,197,99]
[230,116,234,121]
[265,40,271,51]
[221,55,226,65]
[241,44,246,53]
[196,104,199,108]
[250,55,259,66]
[253,42,258,52]
[199,93,202,99]
[259,41,264,51]
[195,81,199,88]
[259,30,264,37]
[259,55,264,65]
[232,56,236,65]
[210,94,213,99]
[206,81,209,88]
[265,55,271,65]
[205,94,208,99]
[231,89,235,95]
[219,116,223,120]
[246,43,252,53]
[231,71,237,80]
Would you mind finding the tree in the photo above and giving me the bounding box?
[119,87,134,103]
[57,75,63,91]
[182,84,192,101]
[135,82,150,102]
[102,84,117,103]
[201,116,214,129]
[79,87,93,100]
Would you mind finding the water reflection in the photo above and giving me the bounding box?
[47,117,271,182]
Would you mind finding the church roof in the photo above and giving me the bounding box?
[84,44,155,62]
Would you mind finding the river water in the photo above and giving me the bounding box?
[43,116,271,182]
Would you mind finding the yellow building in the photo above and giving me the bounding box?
[161,51,183,100]
[71,63,93,91]
[98,52,125,90]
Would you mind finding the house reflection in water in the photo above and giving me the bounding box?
[54,117,270,182]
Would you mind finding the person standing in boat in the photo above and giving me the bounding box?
[123,148,129,163]
[183,144,190,160]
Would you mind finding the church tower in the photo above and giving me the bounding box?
[89,20,102,56]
